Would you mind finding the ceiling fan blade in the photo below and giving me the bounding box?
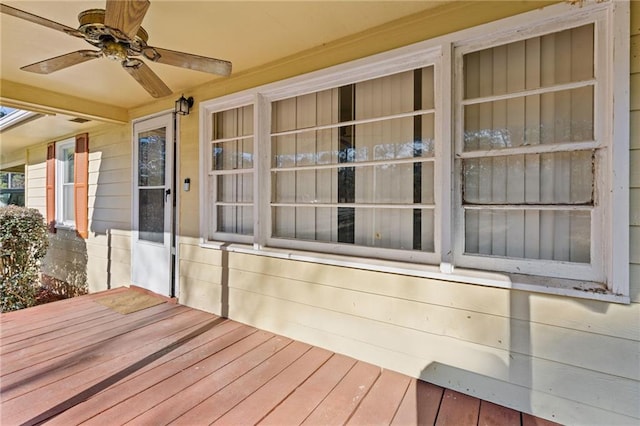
[21,50,102,74]
[143,47,232,77]
[104,0,150,40]
[0,3,82,37]
[122,59,172,98]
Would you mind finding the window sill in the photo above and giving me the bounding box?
[199,241,630,304]
[54,224,76,231]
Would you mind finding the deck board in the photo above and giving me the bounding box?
[170,339,309,425]
[347,369,412,425]
[479,401,522,426]
[1,311,209,404]
[47,320,251,425]
[2,303,186,375]
[394,379,445,425]
[259,353,357,425]
[436,389,481,426]
[0,290,560,426]
[213,346,334,425]
[301,360,381,426]
[97,331,283,425]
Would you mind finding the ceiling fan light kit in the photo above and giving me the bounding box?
[0,0,232,98]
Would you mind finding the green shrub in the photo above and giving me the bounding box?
[0,206,49,312]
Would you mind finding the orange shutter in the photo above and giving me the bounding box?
[74,133,89,239]
[46,143,56,233]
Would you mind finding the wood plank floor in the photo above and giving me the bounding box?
[0,288,559,426]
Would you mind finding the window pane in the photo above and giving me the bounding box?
[63,184,74,222]
[271,66,435,129]
[217,206,253,235]
[272,163,433,206]
[464,209,590,263]
[355,70,414,120]
[355,115,434,161]
[271,115,434,168]
[464,86,593,151]
[213,105,253,138]
[355,163,421,204]
[273,206,434,251]
[272,91,337,132]
[217,174,253,203]
[272,129,338,168]
[212,138,253,171]
[272,169,334,204]
[464,24,594,99]
[463,151,593,205]
[63,147,74,184]
[139,188,164,243]
[138,128,166,187]
[355,208,434,251]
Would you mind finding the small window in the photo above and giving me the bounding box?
[207,105,254,241]
[56,139,75,228]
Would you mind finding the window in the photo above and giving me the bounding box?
[56,139,75,227]
[269,68,437,263]
[205,103,254,242]
[46,134,89,237]
[454,23,606,282]
[201,1,629,299]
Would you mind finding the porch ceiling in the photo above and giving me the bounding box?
[0,0,446,161]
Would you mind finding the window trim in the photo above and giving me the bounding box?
[199,0,630,302]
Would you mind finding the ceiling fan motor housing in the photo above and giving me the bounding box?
[77,8,150,60]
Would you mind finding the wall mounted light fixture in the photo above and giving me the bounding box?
[175,95,194,116]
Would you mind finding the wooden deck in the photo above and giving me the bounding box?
[1,288,558,426]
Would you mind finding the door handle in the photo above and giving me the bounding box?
[165,188,171,201]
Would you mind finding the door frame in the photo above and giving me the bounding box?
[130,110,180,298]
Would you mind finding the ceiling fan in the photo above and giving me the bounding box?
[0,0,232,98]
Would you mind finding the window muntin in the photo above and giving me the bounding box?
[270,66,437,254]
[208,105,254,238]
[56,139,75,227]
[456,22,601,277]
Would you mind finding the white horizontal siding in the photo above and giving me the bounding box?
[25,155,46,215]
[227,253,639,340]
[179,259,222,284]
[85,125,132,292]
[230,267,639,379]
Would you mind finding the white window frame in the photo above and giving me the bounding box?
[55,138,75,229]
[199,0,629,302]
[200,93,256,245]
[452,11,609,283]
[263,50,443,265]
